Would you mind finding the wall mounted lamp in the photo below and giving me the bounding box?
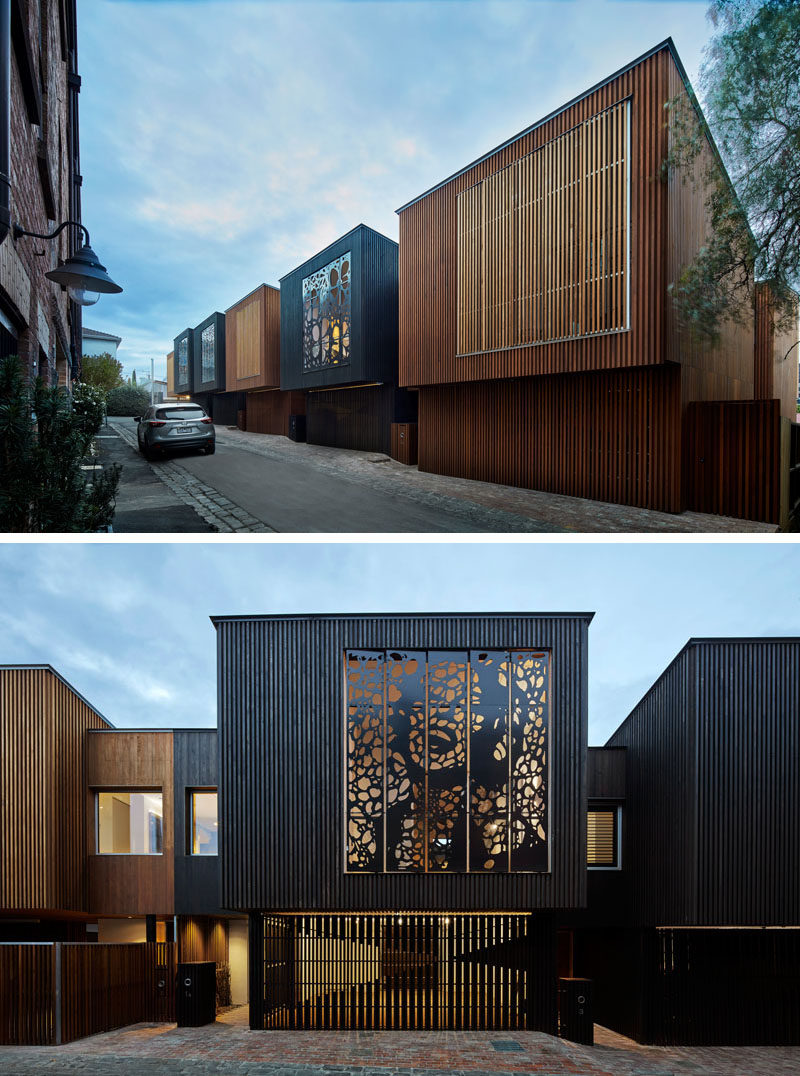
[11,221,123,306]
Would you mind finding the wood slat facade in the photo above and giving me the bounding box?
[245,388,306,437]
[397,40,799,518]
[214,613,591,912]
[0,667,111,913]
[173,730,223,917]
[86,731,175,916]
[225,284,281,392]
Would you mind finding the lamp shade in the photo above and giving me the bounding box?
[45,242,123,295]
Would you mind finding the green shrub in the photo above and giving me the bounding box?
[106,384,151,416]
[0,354,120,532]
[72,382,106,441]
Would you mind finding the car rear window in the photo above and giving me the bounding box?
[155,407,206,420]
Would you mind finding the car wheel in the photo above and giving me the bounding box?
[204,442,216,455]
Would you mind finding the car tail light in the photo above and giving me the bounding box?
[149,420,166,428]
[201,417,213,424]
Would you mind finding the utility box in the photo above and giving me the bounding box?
[559,977,593,1044]
[288,414,307,442]
[177,961,216,1027]
[390,422,418,466]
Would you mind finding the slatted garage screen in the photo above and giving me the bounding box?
[457,99,629,354]
[251,912,555,1030]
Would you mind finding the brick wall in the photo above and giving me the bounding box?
[2,0,78,386]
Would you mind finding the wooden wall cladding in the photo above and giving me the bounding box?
[86,731,174,915]
[417,364,682,513]
[399,47,673,387]
[390,422,418,465]
[664,63,755,407]
[215,613,590,912]
[225,285,281,392]
[608,639,800,927]
[245,389,306,436]
[0,667,110,912]
[173,729,223,917]
[457,101,629,355]
[587,747,626,800]
[682,399,780,523]
[166,351,175,396]
[754,282,799,422]
[178,916,229,964]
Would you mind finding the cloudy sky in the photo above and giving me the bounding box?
[77,0,711,380]
[1,541,795,744]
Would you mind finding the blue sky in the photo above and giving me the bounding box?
[1,541,795,743]
[77,0,711,379]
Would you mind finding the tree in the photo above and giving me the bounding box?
[81,351,124,394]
[666,0,800,340]
[106,384,151,416]
[0,354,120,532]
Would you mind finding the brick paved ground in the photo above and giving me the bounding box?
[107,420,775,534]
[1,1010,798,1076]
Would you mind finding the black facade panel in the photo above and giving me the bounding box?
[607,639,800,927]
[173,730,222,916]
[305,384,396,454]
[192,312,226,394]
[280,224,398,392]
[215,613,590,912]
[173,328,194,395]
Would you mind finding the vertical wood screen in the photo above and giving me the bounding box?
[457,100,630,354]
[345,650,549,873]
[587,808,618,867]
[255,913,541,1031]
[235,301,262,379]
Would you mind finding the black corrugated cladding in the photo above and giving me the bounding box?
[279,224,398,392]
[192,312,226,395]
[173,730,224,916]
[607,638,800,927]
[173,328,194,395]
[212,613,591,912]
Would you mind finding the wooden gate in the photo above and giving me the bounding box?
[251,913,555,1032]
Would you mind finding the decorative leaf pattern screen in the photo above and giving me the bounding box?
[303,252,351,371]
[177,337,188,383]
[201,324,215,382]
[457,100,630,354]
[345,649,549,873]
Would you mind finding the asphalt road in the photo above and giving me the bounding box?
[107,419,523,533]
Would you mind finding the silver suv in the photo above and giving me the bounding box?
[136,403,215,460]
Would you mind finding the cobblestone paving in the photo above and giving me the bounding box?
[108,422,273,534]
[210,427,776,534]
[1,1014,798,1076]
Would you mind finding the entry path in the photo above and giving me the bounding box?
[1,1015,798,1076]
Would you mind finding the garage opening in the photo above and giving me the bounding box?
[249,913,555,1031]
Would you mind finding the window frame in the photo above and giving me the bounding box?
[587,801,623,871]
[186,787,219,857]
[94,788,164,856]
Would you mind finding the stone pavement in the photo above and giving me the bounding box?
[106,420,774,534]
[1,1011,798,1076]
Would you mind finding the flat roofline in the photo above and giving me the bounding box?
[396,37,689,213]
[0,664,114,727]
[211,611,595,625]
[278,222,398,283]
[88,726,217,733]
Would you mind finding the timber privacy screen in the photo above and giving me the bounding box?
[253,912,550,1030]
[345,650,549,874]
[457,100,630,355]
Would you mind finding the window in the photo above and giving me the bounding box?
[201,323,216,382]
[96,791,163,855]
[155,406,205,421]
[587,805,621,869]
[345,649,550,874]
[189,790,218,855]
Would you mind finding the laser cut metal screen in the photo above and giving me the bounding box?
[177,337,189,384]
[201,324,215,382]
[254,913,539,1030]
[302,252,351,371]
[345,650,549,873]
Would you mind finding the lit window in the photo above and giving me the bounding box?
[189,790,218,855]
[96,791,163,855]
[587,806,620,868]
